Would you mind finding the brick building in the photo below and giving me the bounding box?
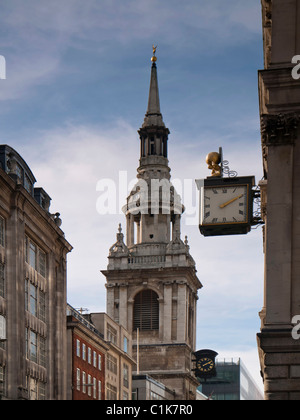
[66,305,108,400]
[67,306,135,400]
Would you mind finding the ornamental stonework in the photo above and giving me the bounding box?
[260,113,300,146]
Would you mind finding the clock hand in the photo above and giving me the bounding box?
[219,194,244,209]
[203,361,213,367]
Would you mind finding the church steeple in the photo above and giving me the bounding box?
[103,48,202,400]
[142,48,164,128]
[138,47,170,176]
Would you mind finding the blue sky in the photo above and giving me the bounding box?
[0,0,264,392]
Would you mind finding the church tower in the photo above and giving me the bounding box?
[102,48,202,400]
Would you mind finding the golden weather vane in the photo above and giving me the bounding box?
[151,45,158,62]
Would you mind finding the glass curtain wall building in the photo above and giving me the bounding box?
[198,358,264,401]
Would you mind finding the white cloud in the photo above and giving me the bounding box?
[0,0,262,101]
[18,121,138,309]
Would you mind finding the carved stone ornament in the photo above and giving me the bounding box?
[262,0,272,28]
[109,224,129,256]
[260,113,300,146]
[261,0,272,67]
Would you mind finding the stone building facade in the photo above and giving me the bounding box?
[0,145,72,400]
[257,0,300,400]
[102,53,202,400]
[87,312,135,400]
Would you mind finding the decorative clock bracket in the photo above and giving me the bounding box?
[251,185,265,227]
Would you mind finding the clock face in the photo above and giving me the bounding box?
[202,185,248,225]
[197,357,215,373]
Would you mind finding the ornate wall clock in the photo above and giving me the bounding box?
[196,150,256,237]
[194,349,218,379]
[197,176,255,237]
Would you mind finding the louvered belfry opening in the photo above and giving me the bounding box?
[133,289,159,331]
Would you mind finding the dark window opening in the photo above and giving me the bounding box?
[150,138,155,155]
[133,290,159,331]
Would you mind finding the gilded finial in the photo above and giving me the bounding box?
[151,45,158,62]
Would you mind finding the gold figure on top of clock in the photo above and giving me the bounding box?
[206,152,222,177]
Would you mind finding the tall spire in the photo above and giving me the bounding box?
[138,46,170,173]
[142,46,165,128]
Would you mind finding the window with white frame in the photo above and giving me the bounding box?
[93,377,97,399]
[123,336,128,353]
[82,372,86,394]
[98,380,102,400]
[76,368,81,391]
[0,315,6,350]
[88,374,92,397]
[76,339,81,357]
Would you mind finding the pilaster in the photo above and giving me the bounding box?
[163,283,172,342]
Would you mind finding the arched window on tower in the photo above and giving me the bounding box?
[133,290,159,331]
[141,137,146,158]
[163,137,168,158]
[149,137,155,155]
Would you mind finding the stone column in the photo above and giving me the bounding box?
[163,283,172,342]
[177,282,187,342]
[106,285,115,320]
[119,284,128,330]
